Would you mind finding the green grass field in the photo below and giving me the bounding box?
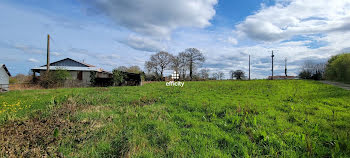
[1,80,350,157]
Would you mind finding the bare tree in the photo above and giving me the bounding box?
[145,60,161,81]
[299,60,326,80]
[219,72,224,80]
[178,52,188,80]
[233,70,245,80]
[171,55,180,73]
[199,68,210,79]
[229,70,235,80]
[212,72,219,80]
[301,60,326,75]
[115,65,142,74]
[145,51,174,80]
[145,61,157,73]
[212,71,224,80]
[184,48,205,80]
[116,66,128,72]
[127,66,142,73]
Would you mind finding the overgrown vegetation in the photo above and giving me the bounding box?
[39,69,71,88]
[9,74,32,84]
[325,53,350,83]
[0,80,349,157]
[112,70,126,86]
[90,71,97,86]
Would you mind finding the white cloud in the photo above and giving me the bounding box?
[120,34,166,52]
[27,58,39,63]
[51,52,61,56]
[169,27,341,79]
[96,54,120,60]
[12,44,63,56]
[14,44,43,54]
[236,0,350,42]
[227,37,238,45]
[3,0,350,78]
[82,0,218,38]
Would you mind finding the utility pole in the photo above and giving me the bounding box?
[285,58,287,77]
[271,50,274,80]
[46,34,50,73]
[249,55,251,80]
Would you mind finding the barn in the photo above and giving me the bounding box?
[0,64,11,92]
[31,58,113,87]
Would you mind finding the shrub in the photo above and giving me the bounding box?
[311,70,323,80]
[325,53,350,83]
[9,78,17,84]
[39,69,71,88]
[144,73,161,81]
[10,74,33,84]
[90,71,97,86]
[299,70,312,79]
[112,70,126,86]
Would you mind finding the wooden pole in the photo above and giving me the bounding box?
[271,51,274,80]
[285,58,287,77]
[46,34,50,73]
[249,55,251,80]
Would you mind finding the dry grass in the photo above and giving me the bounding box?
[0,100,105,157]
[9,83,43,91]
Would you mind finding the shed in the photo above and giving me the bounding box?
[0,64,11,92]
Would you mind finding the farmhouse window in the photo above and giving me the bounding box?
[78,71,83,80]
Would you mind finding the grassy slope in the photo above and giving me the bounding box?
[0,80,350,157]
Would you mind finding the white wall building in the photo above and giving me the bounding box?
[0,64,11,92]
[32,58,112,87]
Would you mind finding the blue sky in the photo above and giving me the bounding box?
[1,0,350,78]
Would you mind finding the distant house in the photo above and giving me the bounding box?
[268,76,298,80]
[0,64,11,92]
[31,58,112,87]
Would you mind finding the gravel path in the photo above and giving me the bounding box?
[320,81,350,90]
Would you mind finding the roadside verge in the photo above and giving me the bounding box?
[320,81,350,90]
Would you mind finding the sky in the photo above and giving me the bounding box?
[1,0,350,79]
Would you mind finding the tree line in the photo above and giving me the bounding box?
[299,53,350,83]
[143,48,248,81]
[144,48,205,81]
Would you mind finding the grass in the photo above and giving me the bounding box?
[0,80,350,157]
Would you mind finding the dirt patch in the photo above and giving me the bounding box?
[0,103,92,157]
[131,96,159,107]
[81,105,112,113]
[96,88,110,92]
